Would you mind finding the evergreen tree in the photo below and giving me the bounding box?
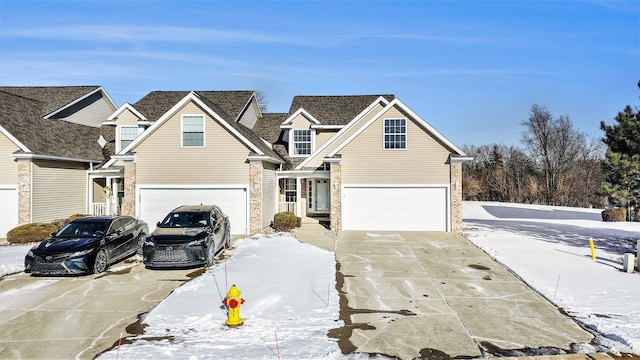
[599,81,640,216]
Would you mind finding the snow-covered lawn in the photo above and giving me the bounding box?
[2,201,640,358]
[463,201,640,355]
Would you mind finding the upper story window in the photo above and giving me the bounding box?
[182,115,205,147]
[119,126,139,151]
[292,129,312,156]
[384,118,406,149]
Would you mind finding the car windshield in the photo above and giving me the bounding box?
[158,211,209,228]
[56,221,110,238]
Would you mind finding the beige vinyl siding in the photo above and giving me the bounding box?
[237,99,259,129]
[340,106,451,184]
[116,109,141,126]
[0,133,19,184]
[291,114,312,128]
[56,93,115,128]
[32,160,87,222]
[305,103,386,169]
[262,162,277,228]
[93,178,107,202]
[135,102,250,184]
[315,129,338,150]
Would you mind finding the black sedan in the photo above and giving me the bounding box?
[24,216,148,275]
[143,205,231,268]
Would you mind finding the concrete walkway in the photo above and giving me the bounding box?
[293,217,336,252]
[295,224,600,359]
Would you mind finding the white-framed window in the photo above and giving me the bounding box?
[119,125,139,151]
[292,129,312,156]
[384,118,406,149]
[284,178,297,202]
[182,115,205,147]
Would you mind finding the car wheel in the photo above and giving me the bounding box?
[93,249,108,274]
[136,234,146,255]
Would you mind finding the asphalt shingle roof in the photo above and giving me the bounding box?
[131,91,281,160]
[133,91,255,122]
[0,86,107,161]
[288,94,395,125]
[253,113,287,144]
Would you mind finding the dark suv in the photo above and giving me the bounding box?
[143,205,231,268]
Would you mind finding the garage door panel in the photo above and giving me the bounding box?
[342,186,448,231]
[139,187,248,235]
[0,188,18,239]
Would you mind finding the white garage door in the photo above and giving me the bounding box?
[0,187,19,239]
[138,187,248,235]
[342,186,449,231]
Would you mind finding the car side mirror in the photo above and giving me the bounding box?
[156,221,161,227]
[50,232,57,237]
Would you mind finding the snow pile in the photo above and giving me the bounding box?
[97,234,344,360]
[0,245,31,277]
[463,201,640,355]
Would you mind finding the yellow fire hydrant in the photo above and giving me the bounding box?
[222,284,245,327]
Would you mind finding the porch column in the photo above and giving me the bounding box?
[249,161,263,234]
[121,162,136,217]
[111,179,120,215]
[105,177,113,215]
[17,159,31,225]
[330,161,342,232]
[295,177,302,217]
[450,161,463,232]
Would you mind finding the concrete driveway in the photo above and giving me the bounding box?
[332,231,594,359]
[0,257,200,360]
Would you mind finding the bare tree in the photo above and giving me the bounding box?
[255,90,268,113]
[521,104,587,205]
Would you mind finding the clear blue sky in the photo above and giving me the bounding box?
[1,0,638,147]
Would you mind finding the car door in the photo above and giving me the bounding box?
[107,217,134,260]
[210,209,223,253]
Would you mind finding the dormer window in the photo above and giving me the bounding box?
[119,126,139,151]
[292,129,313,156]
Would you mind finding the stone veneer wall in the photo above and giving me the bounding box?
[249,161,262,234]
[121,162,136,217]
[330,162,342,232]
[17,159,31,225]
[450,162,463,232]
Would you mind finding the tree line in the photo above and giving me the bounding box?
[462,81,640,213]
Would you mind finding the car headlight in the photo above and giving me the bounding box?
[26,249,34,258]
[68,248,94,258]
[144,237,156,246]
[187,238,206,247]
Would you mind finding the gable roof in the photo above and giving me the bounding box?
[132,91,255,123]
[327,98,466,157]
[0,86,107,118]
[286,94,395,125]
[0,86,110,162]
[117,91,282,164]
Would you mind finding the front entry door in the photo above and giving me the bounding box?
[314,179,329,212]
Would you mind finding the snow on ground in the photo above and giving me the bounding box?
[0,245,31,277]
[3,202,640,358]
[95,234,345,360]
[463,201,640,355]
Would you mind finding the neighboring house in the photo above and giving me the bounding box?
[0,86,117,238]
[97,91,470,235]
[96,91,282,235]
